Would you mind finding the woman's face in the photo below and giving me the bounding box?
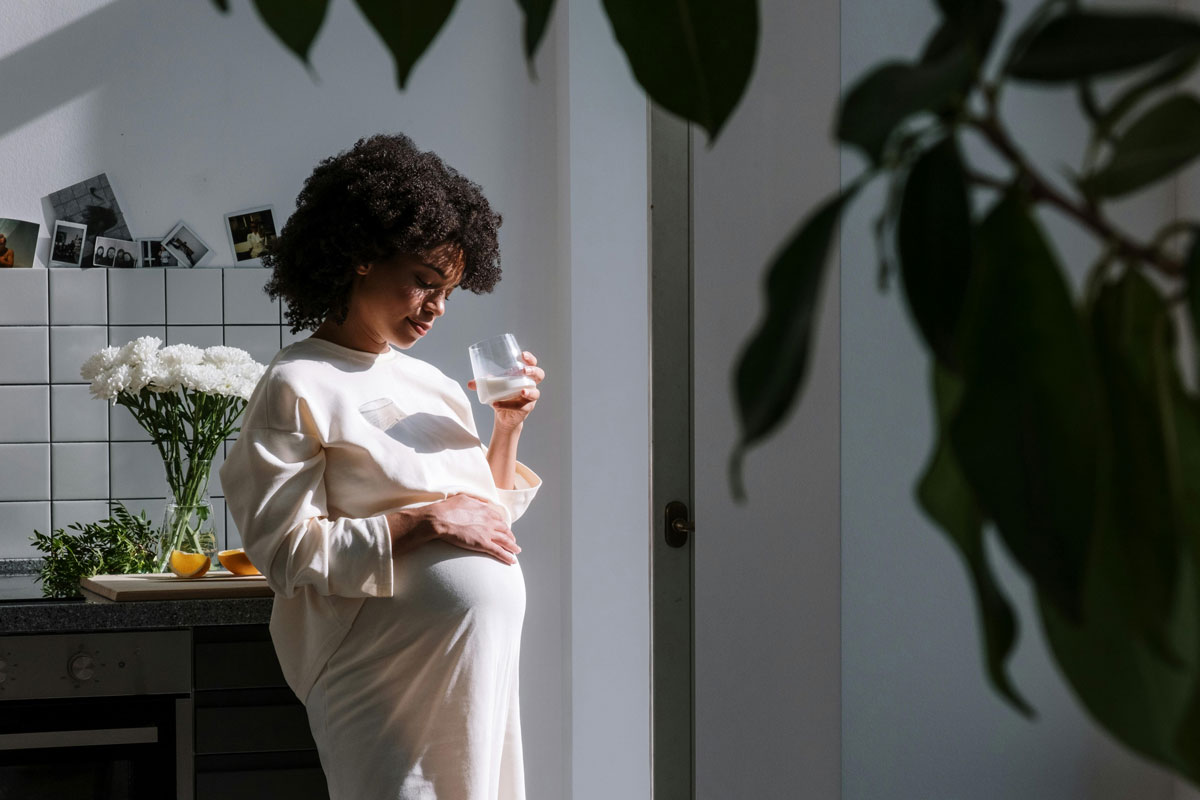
[348,242,464,350]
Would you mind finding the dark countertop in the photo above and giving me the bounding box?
[0,567,274,635]
[0,595,274,634]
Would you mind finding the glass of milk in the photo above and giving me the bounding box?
[468,333,536,405]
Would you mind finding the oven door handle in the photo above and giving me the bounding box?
[0,726,158,750]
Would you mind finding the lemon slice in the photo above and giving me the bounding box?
[169,550,211,578]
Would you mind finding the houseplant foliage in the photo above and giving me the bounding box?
[219,0,1200,784]
[81,338,265,573]
[30,502,158,598]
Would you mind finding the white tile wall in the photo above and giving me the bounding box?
[167,325,223,348]
[109,441,171,500]
[0,267,285,555]
[223,269,279,324]
[108,270,165,324]
[51,442,110,499]
[0,269,47,325]
[0,328,49,384]
[50,325,107,383]
[0,444,50,501]
[0,386,49,442]
[166,270,223,324]
[0,502,50,557]
[51,500,112,534]
[109,325,166,348]
[49,269,107,325]
[51,385,108,441]
[225,325,282,366]
[109,400,151,442]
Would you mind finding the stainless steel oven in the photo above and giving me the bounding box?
[0,629,192,800]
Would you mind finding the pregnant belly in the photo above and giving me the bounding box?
[394,537,526,621]
[333,537,527,673]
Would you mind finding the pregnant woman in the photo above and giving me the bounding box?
[220,133,544,800]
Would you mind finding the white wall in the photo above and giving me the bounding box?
[0,1,645,798]
[692,0,842,797]
[557,1,652,799]
[841,1,1180,798]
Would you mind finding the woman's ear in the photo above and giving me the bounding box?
[355,263,371,276]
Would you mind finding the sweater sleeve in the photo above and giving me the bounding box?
[220,390,393,600]
[481,444,543,526]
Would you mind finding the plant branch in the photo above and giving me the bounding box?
[965,108,1184,279]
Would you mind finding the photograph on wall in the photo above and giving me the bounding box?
[161,221,211,268]
[0,218,39,268]
[47,173,132,264]
[93,236,138,268]
[49,220,87,267]
[224,205,277,266]
[138,238,179,268]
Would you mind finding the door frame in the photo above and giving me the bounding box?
[648,103,695,800]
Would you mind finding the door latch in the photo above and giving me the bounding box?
[664,501,693,548]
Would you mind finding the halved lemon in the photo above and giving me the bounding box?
[169,550,211,578]
[218,548,260,576]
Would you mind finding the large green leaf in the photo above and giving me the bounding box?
[918,363,1031,716]
[1093,50,1200,148]
[600,0,757,143]
[1083,94,1200,199]
[353,0,458,90]
[950,189,1099,623]
[838,46,973,166]
[1089,270,1184,661]
[252,0,329,66]
[1007,10,1200,82]
[1041,353,1200,780]
[729,186,859,500]
[897,136,972,370]
[1040,545,1199,780]
[515,0,555,79]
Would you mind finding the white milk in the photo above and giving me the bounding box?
[477,374,535,404]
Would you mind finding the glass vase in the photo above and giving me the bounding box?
[156,500,218,577]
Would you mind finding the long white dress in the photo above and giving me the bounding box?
[220,336,541,800]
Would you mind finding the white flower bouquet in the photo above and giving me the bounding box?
[81,337,266,574]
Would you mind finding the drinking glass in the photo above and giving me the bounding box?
[468,333,535,404]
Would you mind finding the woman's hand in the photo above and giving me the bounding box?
[468,350,544,431]
[422,494,522,565]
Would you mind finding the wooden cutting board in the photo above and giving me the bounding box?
[80,573,274,602]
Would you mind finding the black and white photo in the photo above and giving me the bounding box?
[223,205,277,265]
[94,236,138,268]
[47,173,132,263]
[50,220,87,267]
[161,221,211,268]
[138,238,179,268]
[0,218,39,268]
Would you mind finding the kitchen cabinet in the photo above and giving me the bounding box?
[192,624,328,800]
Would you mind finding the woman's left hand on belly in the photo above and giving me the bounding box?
[469,350,544,428]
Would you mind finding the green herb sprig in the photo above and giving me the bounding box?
[30,502,159,598]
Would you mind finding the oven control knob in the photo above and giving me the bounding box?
[68,653,95,682]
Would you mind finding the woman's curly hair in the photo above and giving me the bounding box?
[262,132,503,333]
